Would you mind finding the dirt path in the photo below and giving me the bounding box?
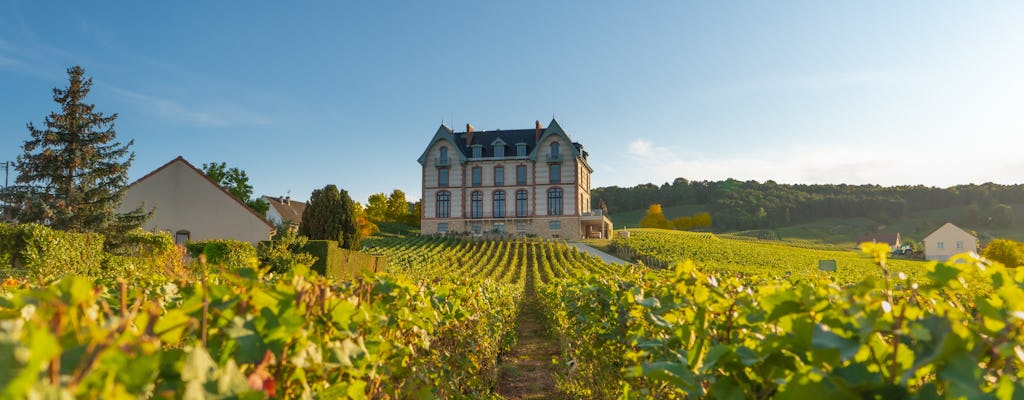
[496,266,565,399]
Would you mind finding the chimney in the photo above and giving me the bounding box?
[284,196,291,205]
[535,120,542,143]
[465,123,475,146]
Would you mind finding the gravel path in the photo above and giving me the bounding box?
[568,242,629,264]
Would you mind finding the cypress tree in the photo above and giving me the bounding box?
[299,184,361,250]
[2,65,148,239]
[338,188,360,250]
[300,185,344,242]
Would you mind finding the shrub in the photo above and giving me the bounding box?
[258,229,317,274]
[186,239,257,269]
[983,238,1024,267]
[0,223,105,280]
[105,230,188,280]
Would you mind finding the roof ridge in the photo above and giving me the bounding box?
[130,157,275,230]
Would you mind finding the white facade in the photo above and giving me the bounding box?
[922,222,978,261]
[118,157,275,244]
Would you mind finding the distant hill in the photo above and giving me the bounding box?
[595,179,1024,245]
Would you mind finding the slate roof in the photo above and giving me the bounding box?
[453,128,538,158]
[263,195,307,226]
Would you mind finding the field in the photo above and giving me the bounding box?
[611,202,1024,247]
[613,228,934,285]
[3,231,1024,398]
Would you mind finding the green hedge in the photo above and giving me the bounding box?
[104,230,182,279]
[302,240,342,277]
[0,223,105,280]
[186,239,257,269]
[302,240,383,279]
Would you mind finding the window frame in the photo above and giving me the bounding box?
[494,166,504,186]
[516,189,529,217]
[174,230,190,245]
[436,191,451,218]
[438,168,449,187]
[472,167,482,187]
[471,190,483,219]
[549,163,561,184]
[516,165,527,185]
[547,187,563,215]
[493,190,506,218]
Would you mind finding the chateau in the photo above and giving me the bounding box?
[417,119,612,239]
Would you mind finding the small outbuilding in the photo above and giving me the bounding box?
[922,222,978,261]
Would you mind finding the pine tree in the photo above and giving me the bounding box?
[2,65,148,239]
[299,184,361,250]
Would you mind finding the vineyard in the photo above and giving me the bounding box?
[4,232,1024,398]
[611,228,935,285]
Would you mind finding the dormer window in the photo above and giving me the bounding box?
[472,145,482,158]
[491,139,507,158]
[516,143,527,156]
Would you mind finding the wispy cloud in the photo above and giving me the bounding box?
[104,86,272,128]
[723,69,917,94]
[620,138,1020,188]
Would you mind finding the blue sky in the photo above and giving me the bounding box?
[2,2,1023,203]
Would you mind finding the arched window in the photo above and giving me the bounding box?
[516,190,529,217]
[493,191,506,218]
[439,146,448,162]
[547,188,563,215]
[471,191,483,218]
[436,191,450,218]
[174,230,190,245]
[550,142,559,156]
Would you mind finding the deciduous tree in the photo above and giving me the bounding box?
[640,204,671,229]
[201,162,269,215]
[983,239,1024,268]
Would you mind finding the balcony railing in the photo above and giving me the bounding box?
[546,153,561,162]
[435,157,450,166]
[582,210,604,217]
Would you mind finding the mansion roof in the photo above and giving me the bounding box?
[417,118,589,167]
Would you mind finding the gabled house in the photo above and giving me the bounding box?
[118,156,275,244]
[263,195,306,231]
[922,222,978,261]
[417,118,613,239]
[856,233,903,251]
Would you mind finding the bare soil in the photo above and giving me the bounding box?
[495,268,565,399]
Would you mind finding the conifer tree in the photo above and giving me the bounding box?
[300,184,361,250]
[2,65,148,239]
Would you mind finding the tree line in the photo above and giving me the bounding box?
[594,178,1023,231]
